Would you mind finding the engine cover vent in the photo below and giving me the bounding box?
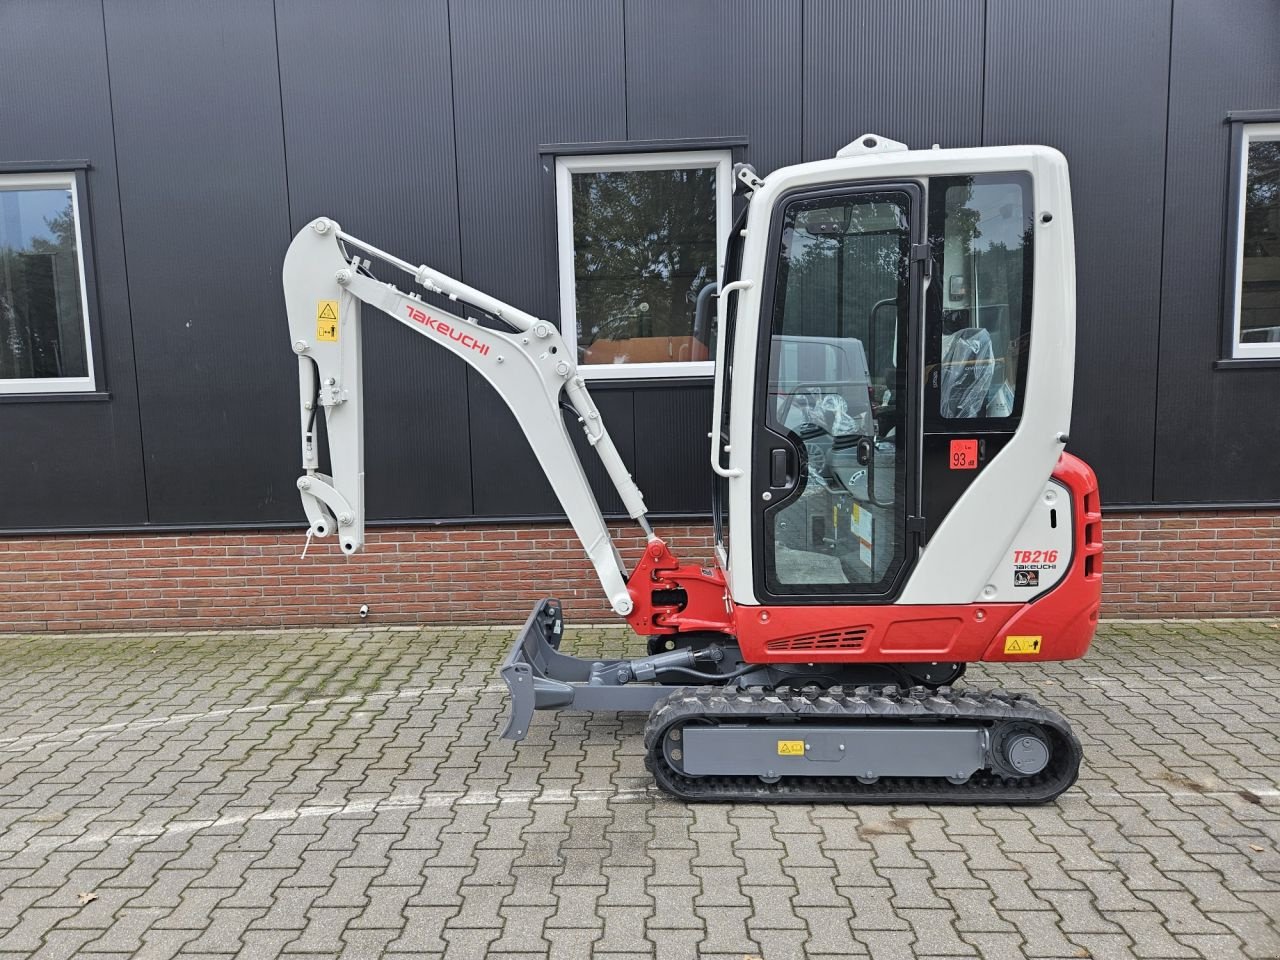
[765,626,870,653]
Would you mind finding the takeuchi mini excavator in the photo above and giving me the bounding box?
[283,134,1103,804]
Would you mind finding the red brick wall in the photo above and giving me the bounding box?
[0,512,1276,632]
[1101,511,1280,617]
[0,524,714,632]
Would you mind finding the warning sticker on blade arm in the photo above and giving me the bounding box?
[777,740,805,756]
[316,300,339,341]
[1003,635,1043,655]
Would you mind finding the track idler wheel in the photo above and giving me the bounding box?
[989,721,1053,779]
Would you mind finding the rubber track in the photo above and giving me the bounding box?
[643,684,1082,805]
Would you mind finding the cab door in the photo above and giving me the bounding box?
[750,183,924,603]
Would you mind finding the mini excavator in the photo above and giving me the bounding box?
[283,135,1102,804]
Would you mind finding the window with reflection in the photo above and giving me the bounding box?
[555,151,731,377]
[927,173,1033,420]
[0,171,94,393]
[1232,123,1280,357]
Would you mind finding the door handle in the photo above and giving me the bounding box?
[710,279,751,479]
[770,447,792,488]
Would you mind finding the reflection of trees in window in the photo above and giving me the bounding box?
[974,239,1028,317]
[942,181,1030,363]
[1241,138,1280,342]
[571,168,716,349]
[942,180,980,257]
[947,185,1028,311]
[0,192,87,380]
[926,175,1033,419]
[1244,140,1279,257]
[775,199,907,384]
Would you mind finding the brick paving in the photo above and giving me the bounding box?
[0,619,1276,959]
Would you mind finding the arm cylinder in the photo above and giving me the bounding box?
[563,376,651,528]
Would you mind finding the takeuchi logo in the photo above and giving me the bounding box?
[404,304,490,356]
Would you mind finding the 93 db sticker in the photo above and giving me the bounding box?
[776,740,805,757]
[1004,635,1043,655]
[949,438,978,470]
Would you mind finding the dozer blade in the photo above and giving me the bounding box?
[498,598,680,741]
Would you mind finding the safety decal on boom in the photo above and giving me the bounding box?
[776,740,805,756]
[316,301,339,341]
[1003,635,1043,655]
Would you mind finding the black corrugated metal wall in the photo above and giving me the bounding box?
[0,0,1277,532]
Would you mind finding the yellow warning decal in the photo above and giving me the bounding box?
[777,740,805,757]
[1004,635,1043,655]
[316,300,339,341]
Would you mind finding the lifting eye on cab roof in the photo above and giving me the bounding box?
[836,133,909,157]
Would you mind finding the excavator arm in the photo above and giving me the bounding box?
[282,217,653,617]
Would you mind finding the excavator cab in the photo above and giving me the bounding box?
[281,134,1102,804]
[689,137,1101,670]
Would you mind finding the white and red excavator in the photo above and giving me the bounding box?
[282,134,1103,804]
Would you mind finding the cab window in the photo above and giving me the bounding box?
[927,174,1033,420]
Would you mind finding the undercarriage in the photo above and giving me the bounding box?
[501,599,1081,804]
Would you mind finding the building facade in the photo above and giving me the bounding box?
[1,0,1278,630]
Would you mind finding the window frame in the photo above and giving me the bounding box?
[0,166,99,395]
[1223,113,1280,362]
[553,148,734,380]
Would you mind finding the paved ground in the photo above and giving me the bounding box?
[0,620,1276,960]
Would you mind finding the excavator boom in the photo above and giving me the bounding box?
[283,217,653,616]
